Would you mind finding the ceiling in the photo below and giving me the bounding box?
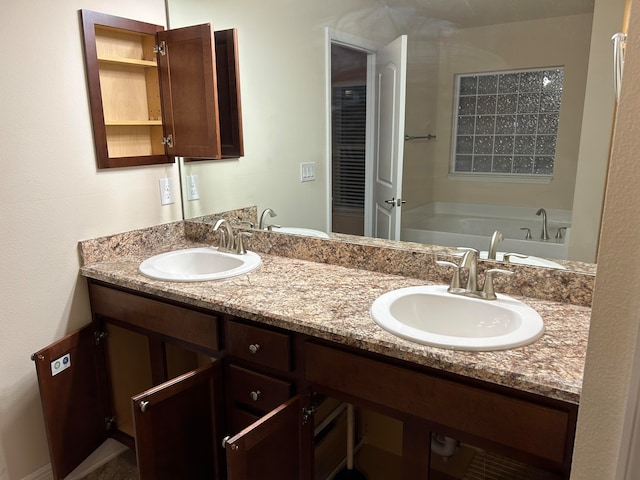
[375,0,595,29]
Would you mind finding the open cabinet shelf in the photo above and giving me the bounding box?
[98,56,158,68]
[81,10,244,169]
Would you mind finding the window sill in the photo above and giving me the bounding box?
[448,173,553,184]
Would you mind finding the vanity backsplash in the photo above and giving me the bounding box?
[79,206,594,308]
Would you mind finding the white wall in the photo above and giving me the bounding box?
[0,1,180,477]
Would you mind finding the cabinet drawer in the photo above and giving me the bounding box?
[226,320,292,371]
[305,342,573,467]
[227,364,292,413]
[88,282,219,351]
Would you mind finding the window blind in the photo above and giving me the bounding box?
[332,86,366,210]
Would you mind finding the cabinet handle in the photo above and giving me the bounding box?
[248,344,260,354]
[222,436,239,451]
[139,400,150,412]
[250,390,261,402]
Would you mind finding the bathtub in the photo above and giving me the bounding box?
[401,203,571,260]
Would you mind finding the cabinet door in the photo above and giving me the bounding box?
[32,325,110,480]
[224,393,313,480]
[80,10,171,169]
[132,361,224,480]
[214,29,243,158]
[156,24,222,159]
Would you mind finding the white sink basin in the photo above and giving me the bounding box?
[139,247,261,282]
[479,251,566,269]
[370,285,544,351]
[267,226,330,238]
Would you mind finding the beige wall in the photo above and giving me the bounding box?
[171,0,349,229]
[171,0,443,230]
[0,1,179,478]
[3,0,640,478]
[405,2,624,265]
[404,3,623,264]
[425,14,591,210]
[173,1,616,264]
[571,0,640,476]
[570,0,627,262]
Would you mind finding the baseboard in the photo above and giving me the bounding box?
[20,464,51,480]
[22,439,128,480]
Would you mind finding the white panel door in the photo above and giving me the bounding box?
[372,35,407,240]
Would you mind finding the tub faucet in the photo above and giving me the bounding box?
[259,208,278,230]
[536,208,550,240]
[488,230,503,260]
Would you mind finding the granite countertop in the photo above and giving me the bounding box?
[79,227,590,405]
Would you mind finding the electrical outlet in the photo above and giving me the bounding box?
[300,162,316,182]
[159,178,175,205]
[186,175,200,201]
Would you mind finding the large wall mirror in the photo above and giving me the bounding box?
[167,0,627,273]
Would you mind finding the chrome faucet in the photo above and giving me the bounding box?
[536,208,550,240]
[437,247,513,300]
[488,230,503,260]
[259,208,278,230]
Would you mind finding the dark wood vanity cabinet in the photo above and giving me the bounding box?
[80,10,243,169]
[305,343,578,478]
[33,281,227,479]
[223,319,296,431]
[34,280,577,480]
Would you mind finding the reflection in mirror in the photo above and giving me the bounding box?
[170,0,624,272]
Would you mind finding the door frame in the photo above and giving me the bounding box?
[324,28,380,237]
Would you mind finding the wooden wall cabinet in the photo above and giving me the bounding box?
[80,10,243,169]
[33,281,577,480]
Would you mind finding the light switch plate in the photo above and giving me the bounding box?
[186,175,200,201]
[300,162,316,182]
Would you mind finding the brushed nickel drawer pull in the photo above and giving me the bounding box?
[139,400,150,412]
[248,343,260,354]
[250,390,261,401]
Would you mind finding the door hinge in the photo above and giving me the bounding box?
[105,416,117,431]
[162,134,174,148]
[94,330,107,345]
[153,41,166,56]
[302,405,316,425]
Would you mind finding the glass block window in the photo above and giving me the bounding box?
[452,67,564,177]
